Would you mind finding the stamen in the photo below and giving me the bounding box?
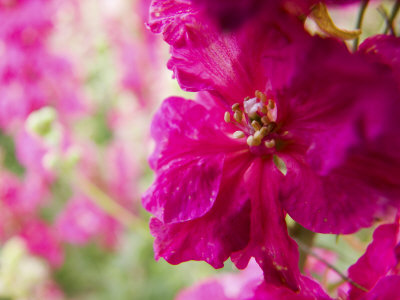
[259,126,268,137]
[268,99,275,109]
[247,135,255,146]
[229,92,284,151]
[233,131,245,138]
[247,134,262,146]
[234,110,243,123]
[267,111,275,122]
[260,116,269,125]
[265,139,276,148]
[251,120,262,131]
[266,122,277,134]
[224,111,231,123]
[253,135,262,146]
[261,105,268,115]
[255,90,267,103]
[253,130,263,141]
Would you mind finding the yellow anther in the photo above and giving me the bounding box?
[266,122,277,134]
[244,96,250,101]
[267,110,275,122]
[253,130,264,141]
[261,116,269,125]
[232,103,240,111]
[253,135,262,146]
[224,111,231,123]
[233,131,245,139]
[234,110,243,122]
[265,139,276,148]
[259,126,268,137]
[282,131,289,136]
[251,120,261,131]
[255,90,267,103]
[246,135,254,146]
[247,135,261,146]
[261,105,268,115]
[268,99,275,109]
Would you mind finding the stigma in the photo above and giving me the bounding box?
[224,90,280,149]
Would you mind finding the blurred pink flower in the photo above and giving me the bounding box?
[177,260,330,300]
[105,141,139,211]
[56,196,120,248]
[19,219,64,267]
[0,0,88,131]
[0,0,54,47]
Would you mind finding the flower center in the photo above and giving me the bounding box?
[224,90,285,150]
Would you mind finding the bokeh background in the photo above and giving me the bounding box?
[0,0,396,299]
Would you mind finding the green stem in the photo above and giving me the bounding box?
[289,223,316,272]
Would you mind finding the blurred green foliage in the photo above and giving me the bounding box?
[0,131,25,176]
[54,229,226,300]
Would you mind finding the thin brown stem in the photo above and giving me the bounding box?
[296,241,369,293]
[354,0,370,51]
[383,0,400,35]
[378,6,395,35]
[76,176,146,232]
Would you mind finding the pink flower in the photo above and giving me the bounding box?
[173,0,360,30]
[105,141,139,211]
[177,260,330,300]
[0,171,49,223]
[56,196,120,248]
[144,0,400,290]
[0,0,87,131]
[0,0,54,47]
[348,219,400,299]
[19,219,64,267]
[359,35,400,85]
[15,129,54,180]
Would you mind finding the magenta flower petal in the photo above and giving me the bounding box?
[363,276,400,300]
[143,97,242,223]
[177,280,229,300]
[359,35,400,83]
[148,0,195,46]
[145,0,400,286]
[150,167,251,268]
[348,221,400,299]
[280,37,400,175]
[149,0,310,102]
[190,0,263,29]
[188,0,358,30]
[254,276,332,300]
[231,158,301,291]
[280,154,395,233]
